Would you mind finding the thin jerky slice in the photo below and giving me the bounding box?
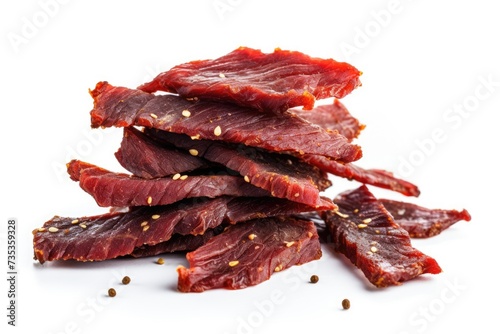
[303,155,420,197]
[292,99,365,142]
[323,185,441,287]
[138,47,362,112]
[90,82,362,163]
[177,216,322,292]
[380,199,471,238]
[67,159,269,207]
[115,127,212,178]
[33,196,327,263]
[145,129,333,209]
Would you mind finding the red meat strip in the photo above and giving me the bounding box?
[177,216,322,292]
[115,127,212,178]
[292,99,365,142]
[302,155,421,197]
[144,129,333,209]
[33,196,326,264]
[323,185,441,287]
[138,47,362,112]
[90,81,362,163]
[66,159,269,207]
[380,199,471,238]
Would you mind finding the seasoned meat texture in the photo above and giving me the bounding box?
[138,47,362,112]
[380,199,471,238]
[177,216,322,292]
[323,185,441,287]
[302,155,420,197]
[90,81,362,163]
[145,129,333,209]
[66,159,269,207]
[115,127,211,178]
[292,99,365,142]
[33,196,327,263]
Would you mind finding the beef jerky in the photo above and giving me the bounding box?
[380,199,471,238]
[177,216,322,292]
[302,155,420,197]
[115,127,212,178]
[292,99,365,142]
[323,185,441,287]
[66,159,269,207]
[138,47,362,112]
[33,196,327,264]
[90,81,362,163]
[145,129,333,209]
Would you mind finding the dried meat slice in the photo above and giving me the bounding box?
[138,47,362,112]
[145,129,333,209]
[177,216,322,292]
[303,155,420,197]
[323,185,441,287]
[292,99,365,142]
[66,159,269,207]
[380,199,471,238]
[33,196,326,263]
[90,81,362,163]
[115,127,212,178]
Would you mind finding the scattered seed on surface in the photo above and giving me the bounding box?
[362,218,372,224]
[140,221,148,227]
[219,73,226,78]
[172,173,181,180]
[156,258,165,265]
[342,298,350,310]
[122,276,131,285]
[244,175,250,182]
[370,246,378,253]
[285,241,295,248]
[307,232,313,238]
[79,224,87,229]
[228,260,239,267]
[191,134,200,140]
[180,175,188,180]
[48,227,59,233]
[142,225,150,232]
[310,275,319,284]
[189,149,199,156]
[294,193,300,198]
[108,288,116,297]
[274,264,283,272]
[152,214,160,220]
[147,196,153,205]
[71,219,79,224]
[353,208,359,213]
[150,113,158,119]
[38,227,46,232]
[248,233,257,240]
[357,223,367,229]
[182,109,191,117]
[214,125,222,136]
[335,211,349,218]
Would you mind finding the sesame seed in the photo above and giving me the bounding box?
[147,196,153,205]
[182,109,191,117]
[38,227,46,232]
[214,125,222,136]
[244,175,250,182]
[370,246,378,253]
[335,211,349,218]
[274,264,283,272]
[191,134,200,140]
[228,260,239,267]
[248,233,256,240]
[219,73,226,78]
[307,232,313,238]
[353,208,359,213]
[294,193,300,198]
[48,227,59,233]
[108,288,116,297]
[156,258,164,265]
[366,251,373,255]
[71,219,79,224]
[79,224,87,229]
[152,214,160,219]
[172,173,181,180]
[285,241,295,247]
[397,209,406,215]
[180,175,188,180]
[150,113,158,119]
[357,223,367,229]
[370,241,377,245]
[142,225,150,232]
[140,221,148,227]
[375,229,380,234]
[362,218,372,224]
[189,149,199,156]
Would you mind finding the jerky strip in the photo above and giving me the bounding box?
[90,81,362,163]
[177,216,322,292]
[380,199,471,238]
[139,47,361,112]
[323,185,441,287]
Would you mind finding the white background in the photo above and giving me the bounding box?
[1,0,499,333]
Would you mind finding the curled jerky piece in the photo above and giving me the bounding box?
[177,216,322,292]
[90,82,362,163]
[145,129,333,209]
[66,159,269,207]
[380,199,471,238]
[323,185,441,287]
[139,47,361,112]
[33,196,327,264]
